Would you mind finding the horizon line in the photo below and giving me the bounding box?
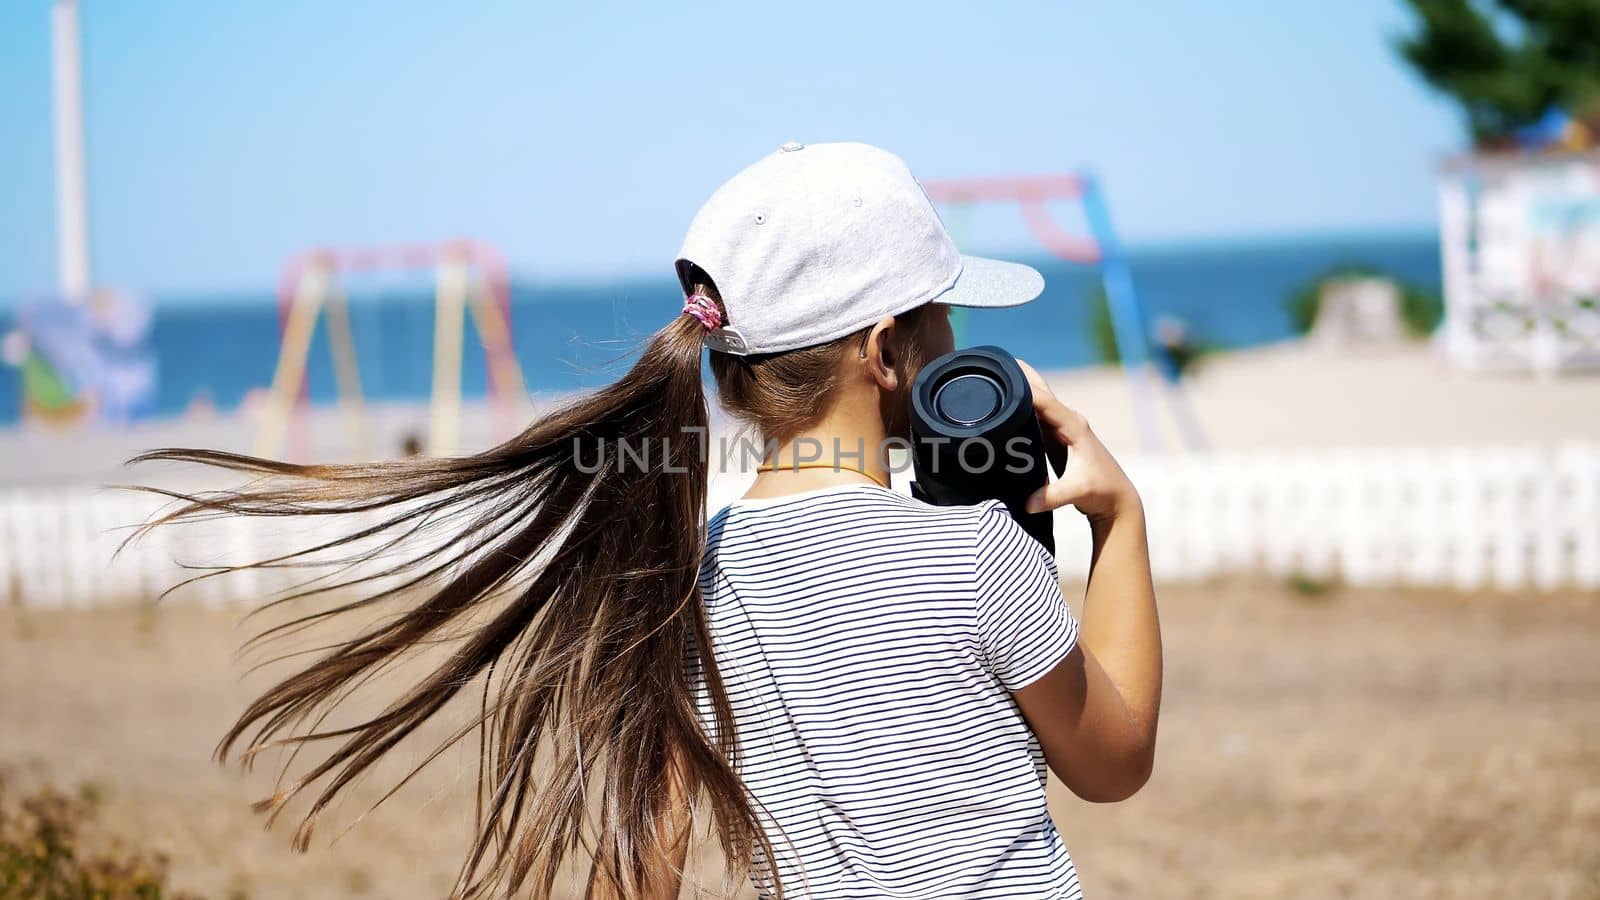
[0,224,1440,309]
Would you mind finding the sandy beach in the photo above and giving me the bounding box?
[1044,341,1600,456]
[3,580,1597,899]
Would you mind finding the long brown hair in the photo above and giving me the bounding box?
[127,275,935,898]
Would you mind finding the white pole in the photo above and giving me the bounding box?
[429,256,468,457]
[51,0,92,298]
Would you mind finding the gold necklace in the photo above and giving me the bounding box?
[755,462,891,489]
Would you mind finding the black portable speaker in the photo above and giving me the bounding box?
[907,345,1057,555]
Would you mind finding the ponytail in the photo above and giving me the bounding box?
[128,313,776,898]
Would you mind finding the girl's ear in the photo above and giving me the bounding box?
[861,315,901,392]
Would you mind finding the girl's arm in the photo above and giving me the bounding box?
[1010,361,1163,803]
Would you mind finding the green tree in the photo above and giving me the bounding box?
[1395,0,1600,144]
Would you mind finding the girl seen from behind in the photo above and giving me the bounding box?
[133,141,1161,899]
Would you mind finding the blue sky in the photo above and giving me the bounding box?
[0,0,1462,300]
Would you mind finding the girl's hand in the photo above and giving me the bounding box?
[1016,359,1141,521]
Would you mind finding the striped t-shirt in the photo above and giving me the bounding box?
[691,483,1083,899]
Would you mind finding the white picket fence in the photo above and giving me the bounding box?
[2,442,1597,609]
[1117,443,1600,591]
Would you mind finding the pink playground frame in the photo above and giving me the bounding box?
[275,239,519,402]
[922,175,1102,265]
[265,239,527,460]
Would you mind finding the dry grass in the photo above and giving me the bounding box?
[2,581,1597,898]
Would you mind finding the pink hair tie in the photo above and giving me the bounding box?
[682,293,723,331]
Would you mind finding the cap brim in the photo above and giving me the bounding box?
[940,255,1045,309]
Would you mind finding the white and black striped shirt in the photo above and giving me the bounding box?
[692,483,1083,899]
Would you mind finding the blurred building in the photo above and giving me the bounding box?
[1439,149,1600,374]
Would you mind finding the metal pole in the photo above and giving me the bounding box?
[430,255,468,457]
[324,282,369,460]
[51,0,92,298]
[1079,173,1165,453]
[254,264,328,459]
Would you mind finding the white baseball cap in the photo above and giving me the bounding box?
[674,141,1045,356]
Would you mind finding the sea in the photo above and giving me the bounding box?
[0,232,1440,426]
